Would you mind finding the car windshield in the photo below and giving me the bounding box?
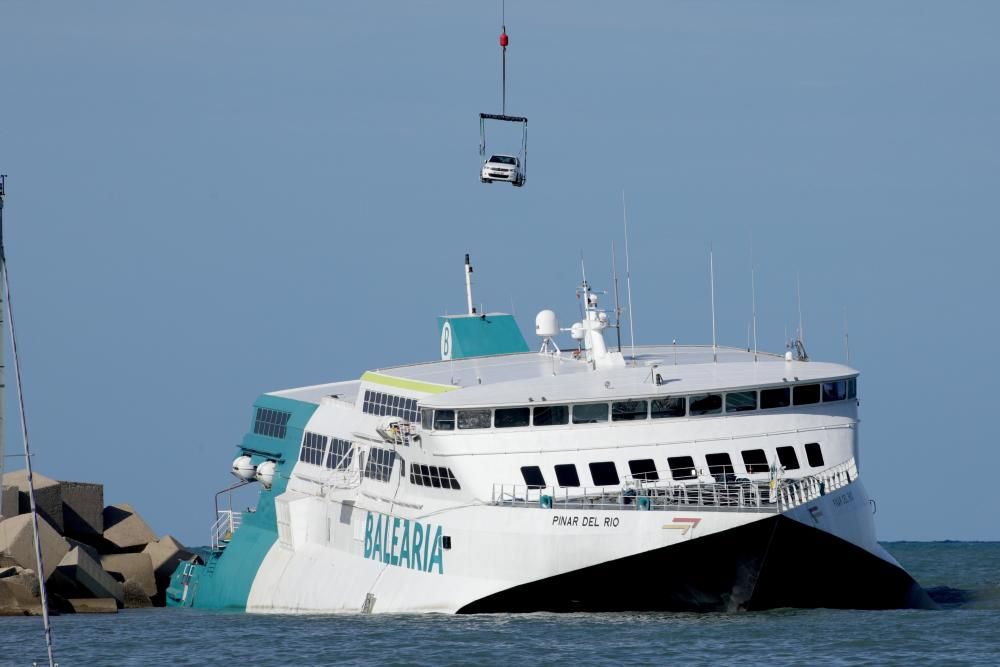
[488,155,517,165]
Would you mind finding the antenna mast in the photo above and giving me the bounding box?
[750,235,758,363]
[0,176,57,667]
[622,191,636,365]
[796,272,804,347]
[500,0,507,115]
[464,253,475,315]
[710,246,718,363]
[844,307,851,365]
[0,175,5,521]
[611,240,622,353]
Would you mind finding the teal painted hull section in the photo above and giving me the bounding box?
[166,394,317,609]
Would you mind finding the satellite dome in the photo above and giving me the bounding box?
[535,310,559,337]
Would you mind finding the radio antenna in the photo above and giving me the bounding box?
[622,191,636,365]
[844,306,851,365]
[750,233,758,362]
[710,245,718,363]
[464,253,475,315]
[796,272,804,347]
[611,240,622,352]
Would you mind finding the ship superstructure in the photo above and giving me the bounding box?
[168,260,932,613]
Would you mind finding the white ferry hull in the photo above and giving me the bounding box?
[245,477,932,614]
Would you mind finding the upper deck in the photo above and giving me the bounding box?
[270,344,856,409]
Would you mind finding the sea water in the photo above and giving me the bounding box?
[1,542,997,666]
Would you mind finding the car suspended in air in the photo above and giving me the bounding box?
[479,15,528,188]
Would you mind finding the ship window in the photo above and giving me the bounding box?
[805,443,825,467]
[667,456,697,480]
[760,387,791,409]
[741,449,769,474]
[433,409,455,431]
[776,446,800,470]
[612,400,648,421]
[253,407,291,439]
[628,459,659,481]
[555,464,580,487]
[572,403,609,424]
[847,378,857,399]
[457,409,491,429]
[793,384,821,406]
[726,391,757,413]
[362,390,419,422]
[822,380,847,402]
[495,407,530,428]
[420,408,433,430]
[299,432,328,466]
[651,396,686,418]
[327,438,354,470]
[409,464,461,490]
[589,462,620,486]
[689,393,722,416]
[533,405,569,426]
[705,453,734,478]
[363,447,396,482]
[521,466,546,488]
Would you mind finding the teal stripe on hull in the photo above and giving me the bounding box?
[166,394,317,610]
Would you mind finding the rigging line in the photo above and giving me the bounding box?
[3,261,56,667]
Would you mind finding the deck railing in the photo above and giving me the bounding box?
[490,457,858,514]
[210,509,242,551]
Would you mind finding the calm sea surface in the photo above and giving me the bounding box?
[1,542,997,667]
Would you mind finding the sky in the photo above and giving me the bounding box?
[1,1,998,545]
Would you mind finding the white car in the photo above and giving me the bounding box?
[480,154,524,186]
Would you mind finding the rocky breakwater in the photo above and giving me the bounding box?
[0,470,195,615]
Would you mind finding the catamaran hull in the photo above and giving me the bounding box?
[240,478,933,614]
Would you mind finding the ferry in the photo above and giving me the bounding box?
[167,256,934,613]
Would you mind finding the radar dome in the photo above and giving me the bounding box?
[256,461,277,489]
[535,310,559,338]
[231,455,256,482]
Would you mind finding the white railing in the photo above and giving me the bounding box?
[210,509,242,551]
[490,457,859,514]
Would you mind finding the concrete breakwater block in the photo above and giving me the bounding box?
[0,514,70,581]
[100,552,156,597]
[2,470,64,534]
[0,568,41,616]
[102,503,157,551]
[60,481,104,537]
[56,547,124,605]
[122,579,153,608]
[67,597,118,614]
[0,485,17,520]
[144,535,194,579]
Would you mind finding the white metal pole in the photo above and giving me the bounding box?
[0,183,5,521]
[464,254,474,315]
[710,247,717,363]
[622,191,636,365]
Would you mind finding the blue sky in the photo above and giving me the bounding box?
[1,1,997,544]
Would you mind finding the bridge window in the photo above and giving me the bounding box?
[726,391,757,413]
[706,453,734,478]
[555,464,581,487]
[612,400,648,421]
[776,446,800,470]
[457,409,491,429]
[667,456,697,480]
[533,405,569,426]
[364,447,396,482]
[433,409,455,431]
[651,396,686,418]
[805,442,825,468]
[741,449,769,474]
[299,432,328,466]
[689,393,722,416]
[847,378,857,399]
[572,403,609,424]
[760,387,791,409]
[822,380,847,402]
[495,407,530,428]
[793,384,821,406]
[362,390,419,422]
[253,407,291,439]
[326,438,354,470]
[521,466,546,488]
[628,459,659,481]
[589,462,620,486]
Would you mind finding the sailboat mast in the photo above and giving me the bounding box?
[0,174,5,521]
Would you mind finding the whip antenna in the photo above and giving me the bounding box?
[622,191,636,365]
[710,245,718,363]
